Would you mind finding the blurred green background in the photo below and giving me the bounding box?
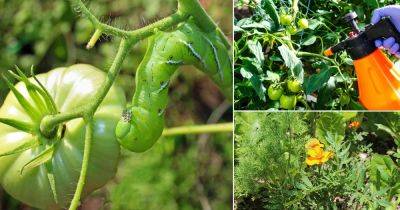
[0,0,233,209]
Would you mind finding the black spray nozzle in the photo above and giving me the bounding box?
[325,12,400,59]
[344,12,360,33]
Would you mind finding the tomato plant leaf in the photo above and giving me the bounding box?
[250,75,266,102]
[247,40,264,65]
[21,144,54,175]
[302,36,317,46]
[292,63,304,83]
[303,68,332,94]
[278,45,301,70]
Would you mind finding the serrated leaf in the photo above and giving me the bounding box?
[0,140,39,157]
[21,145,54,175]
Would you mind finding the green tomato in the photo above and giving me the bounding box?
[297,18,309,29]
[268,84,283,100]
[280,95,297,109]
[0,64,126,209]
[287,79,302,93]
[280,14,293,26]
[340,93,350,105]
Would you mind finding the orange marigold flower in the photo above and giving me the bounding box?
[305,138,333,166]
[348,121,361,129]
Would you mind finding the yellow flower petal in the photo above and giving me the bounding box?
[307,147,324,158]
[305,138,324,150]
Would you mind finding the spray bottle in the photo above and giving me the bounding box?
[324,12,400,110]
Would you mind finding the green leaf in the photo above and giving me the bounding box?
[304,68,332,94]
[278,45,301,70]
[375,124,400,140]
[302,36,317,46]
[369,154,400,193]
[0,118,34,133]
[340,112,358,121]
[250,75,266,102]
[0,140,39,157]
[247,40,264,65]
[315,113,346,144]
[21,144,54,175]
[292,63,304,83]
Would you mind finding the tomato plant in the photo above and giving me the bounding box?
[234,0,398,110]
[0,0,233,209]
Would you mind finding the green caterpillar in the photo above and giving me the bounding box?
[115,22,232,152]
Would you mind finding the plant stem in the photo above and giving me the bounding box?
[297,51,340,66]
[127,12,189,42]
[40,39,132,136]
[87,39,133,114]
[162,122,233,136]
[69,119,93,210]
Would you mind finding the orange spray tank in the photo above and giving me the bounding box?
[324,12,400,110]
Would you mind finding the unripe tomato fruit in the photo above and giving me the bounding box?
[340,93,350,105]
[268,84,283,100]
[0,64,126,209]
[280,95,297,109]
[280,14,293,26]
[287,79,302,93]
[297,18,309,29]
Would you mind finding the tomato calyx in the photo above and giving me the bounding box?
[0,66,62,140]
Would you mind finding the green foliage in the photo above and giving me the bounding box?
[109,134,232,210]
[235,112,400,209]
[234,0,397,110]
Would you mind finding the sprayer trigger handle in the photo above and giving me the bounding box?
[365,17,400,44]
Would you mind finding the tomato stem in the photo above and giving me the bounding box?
[162,122,233,136]
[69,119,93,210]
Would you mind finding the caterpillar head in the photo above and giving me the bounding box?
[115,108,132,140]
[115,107,164,153]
